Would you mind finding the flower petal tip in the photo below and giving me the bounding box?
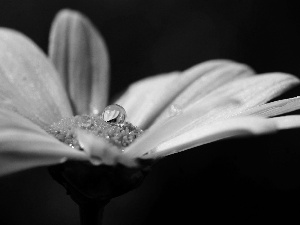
[50,8,109,115]
[271,115,300,130]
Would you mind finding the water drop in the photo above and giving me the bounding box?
[92,108,100,115]
[90,158,102,166]
[101,104,127,125]
[148,148,157,155]
[167,104,182,118]
[59,157,67,163]
[69,144,75,148]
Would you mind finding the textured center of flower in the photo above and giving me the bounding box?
[46,104,143,150]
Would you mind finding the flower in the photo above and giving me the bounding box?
[1,9,300,179]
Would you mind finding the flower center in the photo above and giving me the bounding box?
[46,104,143,150]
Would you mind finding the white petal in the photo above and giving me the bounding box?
[77,130,138,167]
[153,61,254,125]
[270,115,300,129]
[177,73,299,133]
[148,116,277,158]
[0,28,73,127]
[238,96,300,117]
[0,108,88,177]
[124,73,298,158]
[202,73,299,113]
[117,60,247,129]
[124,96,237,157]
[49,9,109,115]
[116,71,179,128]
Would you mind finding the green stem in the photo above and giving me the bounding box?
[79,202,107,225]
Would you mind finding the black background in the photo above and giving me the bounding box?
[1,0,300,224]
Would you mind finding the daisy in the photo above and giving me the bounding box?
[1,8,300,224]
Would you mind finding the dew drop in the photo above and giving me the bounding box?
[92,108,100,115]
[101,104,127,125]
[59,157,67,163]
[69,144,75,148]
[148,148,157,155]
[167,104,182,118]
[90,158,102,166]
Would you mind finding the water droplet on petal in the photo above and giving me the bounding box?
[101,104,127,125]
[167,104,182,118]
[92,109,100,115]
[59,157,67,163]
[90,157,102,166]
[148,148,157,155]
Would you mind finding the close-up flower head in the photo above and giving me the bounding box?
[1,9,300,176]
[1,4,300,225]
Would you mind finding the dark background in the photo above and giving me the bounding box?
[1,0,300,224]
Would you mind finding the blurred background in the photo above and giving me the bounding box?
[1,0,300,224]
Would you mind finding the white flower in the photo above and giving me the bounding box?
[1,9,300,177]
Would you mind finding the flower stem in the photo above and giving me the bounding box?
[79,202,107,225]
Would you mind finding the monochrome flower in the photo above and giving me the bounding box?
[1,9,300,179]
